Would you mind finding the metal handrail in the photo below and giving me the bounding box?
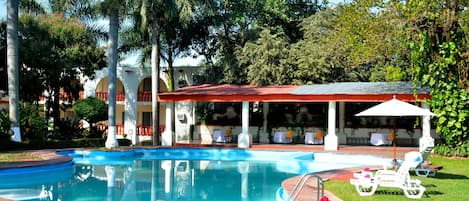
[288,173,324,201]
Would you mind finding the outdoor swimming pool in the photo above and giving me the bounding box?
[0,148,392,201]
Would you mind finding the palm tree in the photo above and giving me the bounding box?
[52,0,130,148]
[7,0,21,142]
[130,0,194,146]
[104,4,120,148]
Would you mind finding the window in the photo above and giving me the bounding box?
[142,112,152,126]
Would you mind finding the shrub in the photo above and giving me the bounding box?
[51,117,83,140]
[74,97,107,135]
[434,143,469,157]
[20,103,48,141]
[0,109,12,138]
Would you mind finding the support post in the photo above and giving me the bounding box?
[419,102,434,152]
[238,101,251,148]
[162,103,173,146]
[325,101,338,150]
[123,70,138,145]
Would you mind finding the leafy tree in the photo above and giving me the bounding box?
[237,28,293,86]
[291,0,410,83]
[2,14,107,131]
[51,0,134,148]
[405,0,469,154]
[191,0,327,85]
[74,97,107,137]
[19,102,48,141]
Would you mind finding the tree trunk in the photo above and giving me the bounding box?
[167,44,175,145]
[7,0,21,142]
[151,22,161,146]
[105,7,119,148]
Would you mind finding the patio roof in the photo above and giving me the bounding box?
[158,82,431,102]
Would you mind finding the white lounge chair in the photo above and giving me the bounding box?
[414,146,437,177]
[350,152,426,199]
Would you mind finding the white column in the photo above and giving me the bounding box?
[123,70,138,145]
[238,101,251,148]
[162,103,173,146]
[260,102,270,143]
[419,102,434,152]
[325,101,338,150]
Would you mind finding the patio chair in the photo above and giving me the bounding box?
[350,152,426,199]
[414,146,437,177]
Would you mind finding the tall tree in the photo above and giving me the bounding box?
[237,28,292,86]
[131,0,194,146]
[406,0,469,153]
[99,0,122,148]
[190,0,327,85]
[6,0,21,142]
[14,14,106,128]
[46,0,133,148]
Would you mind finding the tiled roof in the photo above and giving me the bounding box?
[158,82,430,102]
[292,82,430,95]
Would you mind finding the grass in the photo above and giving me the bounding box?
[325,155,469,201]
[0,152,43,163]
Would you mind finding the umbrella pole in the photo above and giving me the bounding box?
[393,141,397,170]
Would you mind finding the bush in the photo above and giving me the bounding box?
[0,109,12,138]
[434,143,469,157]
[51,117,83,140]
[20,103,48,141]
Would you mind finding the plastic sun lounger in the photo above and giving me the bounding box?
[413,146,438,177]
[350,152,426,199]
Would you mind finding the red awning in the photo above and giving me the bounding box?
[158,83,431,102]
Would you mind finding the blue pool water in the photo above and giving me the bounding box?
[0,148,392,201]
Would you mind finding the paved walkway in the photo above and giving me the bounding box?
[0,144,419,201]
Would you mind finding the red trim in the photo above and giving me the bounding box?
[159,94,430,102]
[158,84,430,102]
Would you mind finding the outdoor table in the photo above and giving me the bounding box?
[273,131,292,143]
[305,132,322,144]
[213,129,226,143]
[370,133,391,146]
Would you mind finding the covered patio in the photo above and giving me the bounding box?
[158,82,434,150]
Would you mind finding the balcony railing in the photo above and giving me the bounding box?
[137,91,152,102]
[40,91,85,101]
[95,92,125,101]
[97,124,165,136]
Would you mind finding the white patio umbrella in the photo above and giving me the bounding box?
[355,98,435,117]
[355,97,436,168]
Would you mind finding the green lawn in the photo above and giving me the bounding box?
[0,152,43,163]
[325,156,469,201]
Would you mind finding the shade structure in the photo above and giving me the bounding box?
[355,98,435,117]
[355,97,435,169]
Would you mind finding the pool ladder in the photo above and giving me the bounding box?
[288,173,324,201]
